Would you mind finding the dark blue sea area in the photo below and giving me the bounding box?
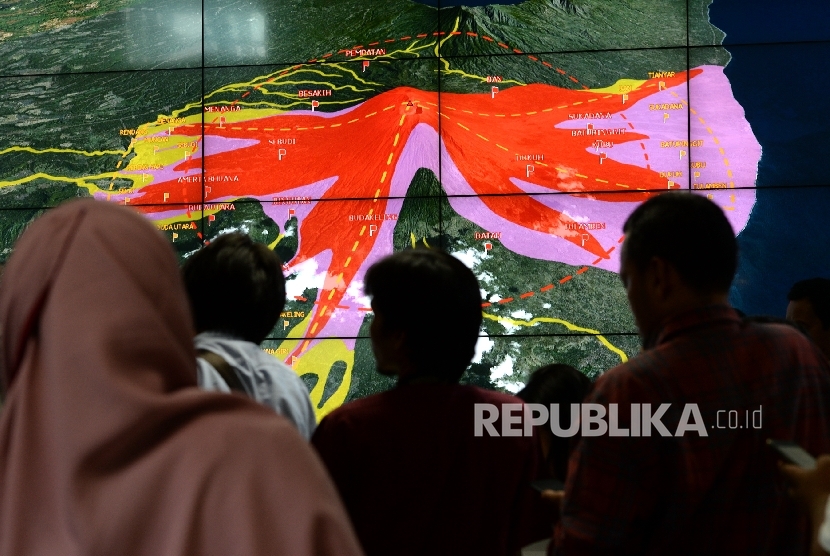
[713,2,830,317]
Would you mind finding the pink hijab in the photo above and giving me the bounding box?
[0,200,363,556]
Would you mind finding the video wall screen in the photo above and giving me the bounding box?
[1,0,828,418]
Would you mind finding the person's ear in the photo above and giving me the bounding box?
[647,257,676,302]
[389,329,406,353]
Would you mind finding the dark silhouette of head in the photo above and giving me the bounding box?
[364,248,482,383]
[182,232,285,344]
[517,364,592,480]
[620,193,738,346]
[787,278,830,358]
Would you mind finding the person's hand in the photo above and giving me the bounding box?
[781,455,830,508]
[780,454,830,541]
[540,489,564,508]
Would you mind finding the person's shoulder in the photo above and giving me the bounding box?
[255,350,309,386]
[456,384,522,405]
[743,318,807,342]
[174,397,310,472]
[589,353,661,402]
[317,388,398,425]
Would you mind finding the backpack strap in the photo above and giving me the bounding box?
[196,349,247,394]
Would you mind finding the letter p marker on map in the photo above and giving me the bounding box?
[363,61,370,72]
[278,148,287,161]
[311,100,319,112]
[526,165,534,178]
[369,224,378,237]
[491,86,499,99]
[679,150,687,160]
[163,192,169,202]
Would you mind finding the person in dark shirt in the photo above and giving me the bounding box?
[787,278,830,360]
[312,248,544,556]
[554,192,830,555]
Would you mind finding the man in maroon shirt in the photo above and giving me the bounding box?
[554,193,830,555]
[312,249,545,556]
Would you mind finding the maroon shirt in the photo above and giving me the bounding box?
[312,382,546,556]
[555,305,830,555]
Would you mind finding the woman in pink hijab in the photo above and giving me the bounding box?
[0,200,364,556]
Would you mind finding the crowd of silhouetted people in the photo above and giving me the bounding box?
[1,192,830,556]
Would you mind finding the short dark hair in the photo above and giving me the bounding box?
[517,364,592,481]
[623,192,738,293]
[182,232,285,344]
[364,248,482,382]
[788,278,830,329]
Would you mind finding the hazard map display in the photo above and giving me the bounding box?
[2,0,828,418]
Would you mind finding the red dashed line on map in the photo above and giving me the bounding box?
[478,267,592,309]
